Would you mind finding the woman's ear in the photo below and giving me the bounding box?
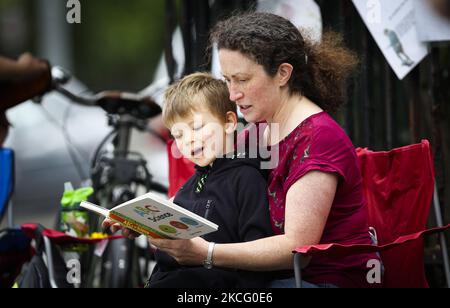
[277,63,294,87]
[225,111,238,135]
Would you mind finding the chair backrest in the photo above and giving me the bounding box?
[167,140,195,198]
[356,140,435,288]
[0,148,14,223]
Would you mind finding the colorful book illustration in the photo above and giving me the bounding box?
[80,192,218,239]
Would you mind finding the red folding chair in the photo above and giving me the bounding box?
[167,139,195,198]
[293,140,450,288]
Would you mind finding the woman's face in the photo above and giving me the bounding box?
[219,49,281,123]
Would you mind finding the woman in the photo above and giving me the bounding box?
[104,12,379,288]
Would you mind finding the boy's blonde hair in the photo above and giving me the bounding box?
[162,72,236,128]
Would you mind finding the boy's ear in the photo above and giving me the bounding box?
[225,111,238,135]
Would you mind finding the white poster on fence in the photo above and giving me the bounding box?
[257,0,323,42]
[413,0,450,42]
[352,0,429,80]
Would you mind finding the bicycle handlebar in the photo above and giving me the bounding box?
[51,66,162,120]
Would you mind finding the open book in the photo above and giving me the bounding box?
[80,192,218,239]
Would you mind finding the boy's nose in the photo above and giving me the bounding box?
[189,133,202,147]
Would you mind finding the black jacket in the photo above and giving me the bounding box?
[148,156,275,288]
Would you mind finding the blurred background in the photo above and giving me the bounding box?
[0,0,165,91]
[1,0,450,287]
[0,0,169,228]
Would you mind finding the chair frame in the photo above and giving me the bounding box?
[433,183,450,286]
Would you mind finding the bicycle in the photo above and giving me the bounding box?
[49,66,168,288]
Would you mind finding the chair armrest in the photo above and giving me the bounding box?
[292,225,450,288]
[293,225,450,259]
[21,223,123,245]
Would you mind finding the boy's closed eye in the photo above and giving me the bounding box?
[193,124,203,132]
[171,130,183,139]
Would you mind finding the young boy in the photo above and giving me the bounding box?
[146,72,275,288]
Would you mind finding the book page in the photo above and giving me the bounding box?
[110,192,218,239]
[80,201,110,217]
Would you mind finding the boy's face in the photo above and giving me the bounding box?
[170,106,237,167]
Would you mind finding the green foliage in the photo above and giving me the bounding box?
[0,0,22,10]
[73,0,166,92]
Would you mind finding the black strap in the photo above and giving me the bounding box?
[164,0,177,84]
[33,224,46,252]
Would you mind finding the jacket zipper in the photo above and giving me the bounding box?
[204,200,213,220]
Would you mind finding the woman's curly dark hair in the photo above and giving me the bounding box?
[210,12,359,113]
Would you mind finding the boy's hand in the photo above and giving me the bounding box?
[101,218,140,239]
[149,237,209,266]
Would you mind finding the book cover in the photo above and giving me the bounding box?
[81,192,218,239]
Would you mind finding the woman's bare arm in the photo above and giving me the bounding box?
[151,171,338,271]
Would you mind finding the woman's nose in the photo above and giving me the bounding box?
[229,89,244,102]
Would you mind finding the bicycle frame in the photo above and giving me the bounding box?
[50,67,168,288]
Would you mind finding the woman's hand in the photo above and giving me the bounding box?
[149,237,209,266]
[101,218,210,266]
[101,218,140,239]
